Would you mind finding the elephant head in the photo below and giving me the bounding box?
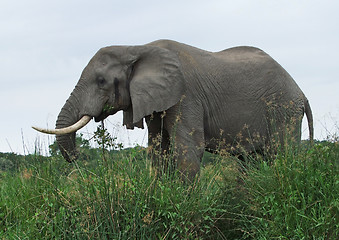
[33,45,185,161]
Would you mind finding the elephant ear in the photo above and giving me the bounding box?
[123,106,144,130]
[128,46,185,124]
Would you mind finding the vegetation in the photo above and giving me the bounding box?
[0,126,338,239]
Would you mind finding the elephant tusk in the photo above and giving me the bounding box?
[32,115,92,135]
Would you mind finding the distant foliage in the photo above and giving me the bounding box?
[0,158,14,172]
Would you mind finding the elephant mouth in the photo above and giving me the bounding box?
[95,112,109,122]
[94,106,119,122]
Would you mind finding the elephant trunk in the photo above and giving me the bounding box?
[55,93,82,162]
[32,83,92,161]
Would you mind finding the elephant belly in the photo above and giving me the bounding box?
[204,107,267,154]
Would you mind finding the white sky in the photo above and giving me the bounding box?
[1,0,338,155]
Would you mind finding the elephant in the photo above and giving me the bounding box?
[33,39,313,181]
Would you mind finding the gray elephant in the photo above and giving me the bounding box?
[33,39,313,181]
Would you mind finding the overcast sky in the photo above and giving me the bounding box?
[1,0,338,155]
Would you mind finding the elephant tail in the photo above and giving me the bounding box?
[304,96,314,144]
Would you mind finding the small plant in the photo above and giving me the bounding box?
[93,123,124,151]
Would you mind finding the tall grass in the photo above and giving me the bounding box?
[0,128,338,239]
[0,144,243,239]
[242,140,338,239]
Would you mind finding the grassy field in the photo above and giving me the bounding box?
[0,130,338,239]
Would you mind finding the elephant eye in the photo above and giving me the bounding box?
[97,77,106,87]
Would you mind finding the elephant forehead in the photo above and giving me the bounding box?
[84,58,126,79]
[91,54,121,68]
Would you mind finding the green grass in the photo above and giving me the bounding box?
[0,133,338,239]
[242,140,339,239]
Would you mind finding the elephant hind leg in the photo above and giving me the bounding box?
[264,114,304,158]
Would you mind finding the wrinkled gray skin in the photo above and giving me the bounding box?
[56,40,313,181]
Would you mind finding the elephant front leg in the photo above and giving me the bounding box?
[167,121,205,182]
[147,104,206,182]
[146,114,172,176]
